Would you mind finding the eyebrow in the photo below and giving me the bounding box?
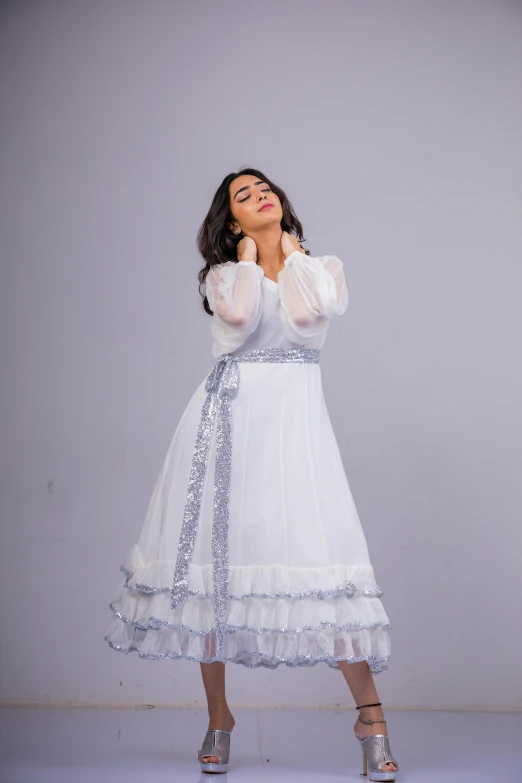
[232,180,266,200]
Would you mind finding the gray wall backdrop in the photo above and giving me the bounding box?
[1,0,521,711]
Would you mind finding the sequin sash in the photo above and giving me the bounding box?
[170,346,321,657]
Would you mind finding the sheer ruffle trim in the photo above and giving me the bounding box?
[119,545,385,599]
[104,626,391,674]
[104,546,392,674]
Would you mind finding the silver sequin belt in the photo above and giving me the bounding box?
[170,346,321,658]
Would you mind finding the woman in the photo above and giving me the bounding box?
[104,167,399,780]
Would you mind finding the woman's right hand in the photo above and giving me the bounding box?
[237,235,258,263]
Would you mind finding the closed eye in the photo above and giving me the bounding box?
[239,188,271,203]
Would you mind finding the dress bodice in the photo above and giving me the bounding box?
[205,250,349,358]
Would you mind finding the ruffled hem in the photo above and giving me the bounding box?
[104,634,391,673]
[104,546,392,674]
[119,545,385,599]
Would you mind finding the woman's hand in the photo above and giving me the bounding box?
[237,235,258,262]
[281,230,304,259]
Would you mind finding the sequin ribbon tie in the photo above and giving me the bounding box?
[170,346,321,659]
[169,353,240,657]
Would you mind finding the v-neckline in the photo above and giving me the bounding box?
[261,265,284,288]
[262,274,279,288]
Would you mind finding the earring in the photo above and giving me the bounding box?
[232,227,241,235]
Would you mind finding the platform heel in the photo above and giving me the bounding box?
[198,728,232,774]
[355,701,399,781]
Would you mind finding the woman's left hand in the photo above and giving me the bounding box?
[281,230,304,259]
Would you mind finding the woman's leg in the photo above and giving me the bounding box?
[338,660,398,773]
[199,661,235,764]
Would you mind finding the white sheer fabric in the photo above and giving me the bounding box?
[104,250,392,673]
[205,260,265,354]
[205,250,349,355]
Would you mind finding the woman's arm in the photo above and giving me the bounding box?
[205,260,265,351]
[278,250,349,341]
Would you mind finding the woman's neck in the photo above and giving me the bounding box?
[249,229,286,271]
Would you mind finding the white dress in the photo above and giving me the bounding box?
[104,250,392,673]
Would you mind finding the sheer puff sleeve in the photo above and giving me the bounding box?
[278,250,349,342]
[205,260,265,353]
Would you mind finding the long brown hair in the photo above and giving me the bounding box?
[197,167,311,316]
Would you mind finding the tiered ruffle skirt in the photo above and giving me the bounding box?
[104,362,392,673]
[104,546,391,672]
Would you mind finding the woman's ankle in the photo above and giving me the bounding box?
[356,705,386,724]
[208,704,234,724]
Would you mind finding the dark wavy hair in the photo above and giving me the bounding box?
[196,167,311,316]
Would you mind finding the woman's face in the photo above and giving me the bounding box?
[228,174,283,235]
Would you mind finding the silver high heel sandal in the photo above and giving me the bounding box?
[355,701,399,782]
[198,727,233,774]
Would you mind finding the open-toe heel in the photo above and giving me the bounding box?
[356,734,399,781]
[198,728,233,774]
[355,701,399,781]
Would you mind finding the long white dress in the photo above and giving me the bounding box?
[104,250,392,673]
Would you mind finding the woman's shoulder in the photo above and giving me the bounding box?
[313,253,344,271]
[315,253,342,262]
[206,259,247,294]
[207,259,237,278]
[208,259,244,274]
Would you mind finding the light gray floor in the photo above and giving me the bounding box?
[0,706,518,782]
